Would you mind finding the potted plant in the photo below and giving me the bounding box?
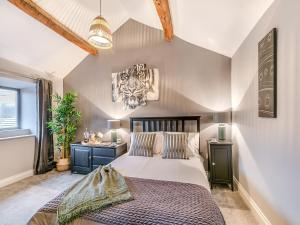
[48,92,81,172]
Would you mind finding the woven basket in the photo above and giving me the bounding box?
[56,158,70,172]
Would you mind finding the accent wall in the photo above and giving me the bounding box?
[64,19,231,158]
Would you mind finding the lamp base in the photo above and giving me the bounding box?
[218,125,226,141]
[111,130,117,143]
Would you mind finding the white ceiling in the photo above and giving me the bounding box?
[0,1,88,79]
[0,0,274,78]
[170,0,274,56]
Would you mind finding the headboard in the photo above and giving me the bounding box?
[130,116,201,154]
[130,116,201,132]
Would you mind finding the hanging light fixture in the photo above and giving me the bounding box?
[88,0,113,49]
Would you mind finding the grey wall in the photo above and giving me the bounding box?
[0,136,35,186]
[0,64,38,185]
[231,0,300,224]
[64,19,231,157]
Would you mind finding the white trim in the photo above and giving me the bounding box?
[0,129,32,139]
[0,134,35,141]
[234,177,272,225]
[0,170,34,188]
[0,69,38,82]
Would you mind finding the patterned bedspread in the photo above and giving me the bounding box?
[30,177,225,225]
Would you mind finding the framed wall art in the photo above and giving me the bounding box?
[258,28,277,118]
[112,64,159,110]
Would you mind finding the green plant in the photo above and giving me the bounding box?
[48,92,81,159]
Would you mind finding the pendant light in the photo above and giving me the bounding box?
[88,0,113,49]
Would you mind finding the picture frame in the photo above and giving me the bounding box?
[258,28,277,118]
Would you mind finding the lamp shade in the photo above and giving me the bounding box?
[213,112,232,124]
[107,120,120,129]
[88,16,113,49]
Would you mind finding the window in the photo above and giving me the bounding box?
[0,87,19,130]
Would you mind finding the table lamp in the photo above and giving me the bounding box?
[107,120,120,143]
[213,112,231,141]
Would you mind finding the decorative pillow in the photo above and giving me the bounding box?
[162,133,189,159]
[128,132,199,156]
[129,132,156,157]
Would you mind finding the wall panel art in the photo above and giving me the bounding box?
[112,64,159,110]
[258,28,277,118]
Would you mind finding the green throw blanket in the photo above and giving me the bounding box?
[57,165,133,225]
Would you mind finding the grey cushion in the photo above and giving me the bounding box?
[129,132,156,157]
[162,133,189,159]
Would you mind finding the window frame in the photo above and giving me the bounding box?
[0,86,21,131]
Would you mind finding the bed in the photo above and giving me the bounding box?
[28,116,225,225]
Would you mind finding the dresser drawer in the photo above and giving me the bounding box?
[93,148,115,157]
[71,142,127,175]
[71,146,92,174]
[92,156,114,166]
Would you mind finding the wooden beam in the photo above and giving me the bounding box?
[153,0,173,41]
[8,0,98,55]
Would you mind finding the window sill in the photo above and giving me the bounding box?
[0,129,33,139]
[0,134,35,141]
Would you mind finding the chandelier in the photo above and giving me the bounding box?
[88,0,113,49]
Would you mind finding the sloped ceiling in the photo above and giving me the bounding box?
[0,1,88,79]
[0,0,274,78]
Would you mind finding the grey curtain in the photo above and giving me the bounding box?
[34,79,54,174]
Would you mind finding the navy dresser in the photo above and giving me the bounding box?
[70,142,127,174]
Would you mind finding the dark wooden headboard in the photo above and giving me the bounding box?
[130,116,201,132]
[130,116,201,154]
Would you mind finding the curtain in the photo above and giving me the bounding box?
[34,79,54,174]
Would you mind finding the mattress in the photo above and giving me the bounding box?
[111,153,210,190]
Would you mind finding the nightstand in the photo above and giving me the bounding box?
[207,140,233,191]
[70,142,127,174]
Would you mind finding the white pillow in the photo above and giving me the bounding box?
[187,132,200,157]
[153,132,164,154]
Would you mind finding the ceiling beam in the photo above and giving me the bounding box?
[8,0,98,55]
[153,0,173,41]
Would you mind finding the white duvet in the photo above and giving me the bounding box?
[111,153,210,191]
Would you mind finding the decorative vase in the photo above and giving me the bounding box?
[83,128,90,143]
[56,158,70,172]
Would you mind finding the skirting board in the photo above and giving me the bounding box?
[234,177,272,225]
[0,170,34,188]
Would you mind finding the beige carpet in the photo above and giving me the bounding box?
[0,170,261,225]
[211,185,262,225]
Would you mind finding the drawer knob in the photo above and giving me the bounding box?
[212,162,216,166]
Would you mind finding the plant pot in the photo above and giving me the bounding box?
[56,158,70,172]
